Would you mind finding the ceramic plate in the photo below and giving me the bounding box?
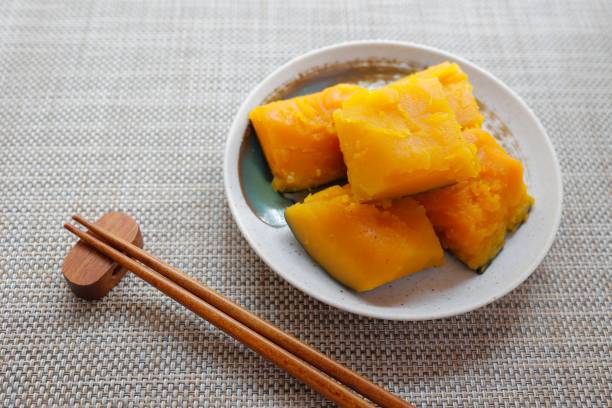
[224,41,562,320]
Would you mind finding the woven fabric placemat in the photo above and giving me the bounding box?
[1,1,610,406]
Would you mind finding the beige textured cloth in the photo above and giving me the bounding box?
[1,1,610,406]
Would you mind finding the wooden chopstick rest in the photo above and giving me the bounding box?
[62,212,143,299]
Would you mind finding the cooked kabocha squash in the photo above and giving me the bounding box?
[249,84,361,192]
[391,62,484,129]
[415,129,534,271]
[333,77,480,202]
[285,185,444,292]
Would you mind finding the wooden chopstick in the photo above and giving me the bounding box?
[71,215,412,408]
[64,222,371,408]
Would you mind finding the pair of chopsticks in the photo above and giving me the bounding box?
[64,216,413,408]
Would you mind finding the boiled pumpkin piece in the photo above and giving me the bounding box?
[249,84,361,192]
[333,77,480,202]
[391,61,484,129]
[285,185,444,292]
[415,129,534,271]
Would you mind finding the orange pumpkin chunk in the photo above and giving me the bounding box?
[333,77,480,202]
[285,185,444,292]
[391,61,484,129]
[249,84,360,192]
[415,129,534,271]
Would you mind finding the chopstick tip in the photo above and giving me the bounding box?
[73,214,94,229]
[64,222,80,235]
